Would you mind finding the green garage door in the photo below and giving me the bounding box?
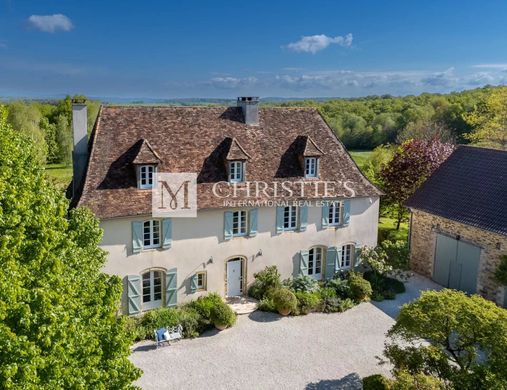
[433,233,481,294]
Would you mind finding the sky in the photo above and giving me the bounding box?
[1,0,507,99]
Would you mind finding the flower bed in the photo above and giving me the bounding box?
[125,293,236,341]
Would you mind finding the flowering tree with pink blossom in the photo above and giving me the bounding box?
[380,139,455,229]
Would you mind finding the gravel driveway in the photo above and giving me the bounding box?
[130,274,441,390]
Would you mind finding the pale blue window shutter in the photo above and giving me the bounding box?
[249,208,258,237]
[190,274,198,293]
[127,275,141,315]
[337,246,343,269]
[162,218,172,249]
[326,247,338,280]
[299,206,308,232]
[276,207,284,234]
[166,268,177,307]
[224,211,233,241]
[321,202,329,229]
[342,200,351,226]
[132,221,143,254]
[299,250,309,276]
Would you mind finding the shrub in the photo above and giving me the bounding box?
[258,297,277,312]
[272,288,297,315]
[381,239,410,270]
[291,275,320,293]
[339,298,356,312]
[362,374,392,390]
[364,271,405,299]
[372,292,385,302]
[318,287,337,300]
[321,296,343,313]
[325,277,351,299]
[210,302,236,329]
[295,291,321,315]
[248,266,282,299]
[348,272,372,302]
[188,292,224,329]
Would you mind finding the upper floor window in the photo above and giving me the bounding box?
[143,220,160,249]
[140,165,155,189]
[328,201,343,226]
[340,244,354,269]
[142,270,163,310]
[283,205,298,230]
[228,161,245,183]
[232,210,248,236]
[304,157,318,178]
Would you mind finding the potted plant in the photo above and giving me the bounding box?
[210,302,236,330]
[272,288,297,316]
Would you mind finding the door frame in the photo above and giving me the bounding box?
[225,256,246,297]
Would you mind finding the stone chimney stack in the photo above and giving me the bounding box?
[71,98,88,198]
[237,96,259,125]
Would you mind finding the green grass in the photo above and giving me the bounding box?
[348,150,373,172]
[45,164,72,189]
[379,217,409,243]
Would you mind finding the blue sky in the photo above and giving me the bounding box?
[1,0,507,98]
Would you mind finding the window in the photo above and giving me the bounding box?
[143,220,160,248]
[232,210,248,236]
[140,165,155,189]
[340,244,354,269]
[196,271,207,291]
[142,270,162,310]
[308,247,323,279]
[283,206,298,230]
[305,157,318,178]
[328,201,343,226]
[228,161,244,183]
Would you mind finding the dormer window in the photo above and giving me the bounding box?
[228,161,245,183]
[305,157,318,178]
[140,165,155,189]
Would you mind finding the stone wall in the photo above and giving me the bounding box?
[409,209,507,305]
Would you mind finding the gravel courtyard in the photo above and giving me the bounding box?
[130,275,441,390]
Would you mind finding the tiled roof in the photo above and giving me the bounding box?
[406,145,507,236]
[132,139,162,164]
[77,106,381,219]
[225,137,251,160]
[302,136,324,156]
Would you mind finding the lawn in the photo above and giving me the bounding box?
[348,150,373,172]
[45,164,72,189]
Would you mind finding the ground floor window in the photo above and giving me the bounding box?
[196,271,207,291]
[142,270,163,310]
[340,244,354,269]
[308,247,323,279]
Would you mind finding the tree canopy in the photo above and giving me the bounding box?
[384,289,507,389]
[0,105,140,388]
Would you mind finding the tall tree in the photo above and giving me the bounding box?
[380,139,454,229]
[464,86,507,149]
[384,289,507,389]
[6,100,47,164]
[0,105,141,388]
[55,114,72,165]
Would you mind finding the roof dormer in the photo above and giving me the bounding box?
[299,136,324,178]
[132,139,162,189]
[224,137,251,183]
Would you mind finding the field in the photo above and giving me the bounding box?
[45,164,72,189]
[348,150,373,172]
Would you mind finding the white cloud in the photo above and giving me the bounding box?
[28,14,73,33]
[286,33,353,54]
[209,76,258,89]
[472,63,507,69]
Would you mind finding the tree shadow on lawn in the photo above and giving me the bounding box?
[247,310,282,323]
[306,372,362,390]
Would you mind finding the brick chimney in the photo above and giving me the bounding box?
[71,98,88,198]
[237,96,259,125]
